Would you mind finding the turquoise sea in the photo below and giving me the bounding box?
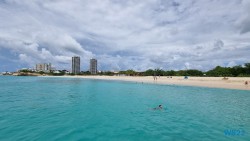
[0,76,249,141]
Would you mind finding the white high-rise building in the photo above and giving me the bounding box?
[72,56,80,74]
[90,58,97,74]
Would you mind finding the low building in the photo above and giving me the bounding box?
[36,63,52,72]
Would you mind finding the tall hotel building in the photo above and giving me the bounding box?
[90,58,97,74]
[72,56,80,74]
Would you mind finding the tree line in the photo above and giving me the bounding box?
[114,63,250,77]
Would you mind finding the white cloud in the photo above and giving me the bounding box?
[0,0,250,71]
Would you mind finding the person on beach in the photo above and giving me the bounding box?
[245,81,248,85]
[153,76,157,81]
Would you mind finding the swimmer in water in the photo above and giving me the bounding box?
[153,105,163,110]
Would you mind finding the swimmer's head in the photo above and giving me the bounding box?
[159,105,162,108]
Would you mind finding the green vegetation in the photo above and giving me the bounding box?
[205,63,250,77]
[19,69,34,73]
[116,63,250,77]
[16,63,250,77]
[49,71,65,76]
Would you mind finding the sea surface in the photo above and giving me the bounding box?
[0,76,249,141]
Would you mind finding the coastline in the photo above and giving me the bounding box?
[40,75,250,91]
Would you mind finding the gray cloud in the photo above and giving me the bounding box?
[213,40,224,50]
[239,0,250,34]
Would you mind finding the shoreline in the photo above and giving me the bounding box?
[40,75,250,91]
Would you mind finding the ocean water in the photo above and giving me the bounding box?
[0,76,249,141]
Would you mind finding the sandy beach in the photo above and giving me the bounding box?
[43,75,250,91]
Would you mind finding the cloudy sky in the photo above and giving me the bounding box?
[0,0,250,72]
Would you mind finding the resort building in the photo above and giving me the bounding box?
[72,56,80,74]
[90,58,97,74]
[36,63,51,72]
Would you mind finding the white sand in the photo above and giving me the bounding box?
[42,75,250,91]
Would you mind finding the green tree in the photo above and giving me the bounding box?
[186,69,203,76]
[143,69,154,76]
[104,71,114,76]
[230,65,244,77]
[39,71,45,75]
[176,70,187,76]
[206,66,232,77]
[126,69,136,76]
[165,70,176,76]
[155,69,165,76]
[245,63,250,75]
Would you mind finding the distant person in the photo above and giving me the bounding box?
[153,76,157,81]
[222,77,229,80]
[245,81,248,85]
[153,105,163,110]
